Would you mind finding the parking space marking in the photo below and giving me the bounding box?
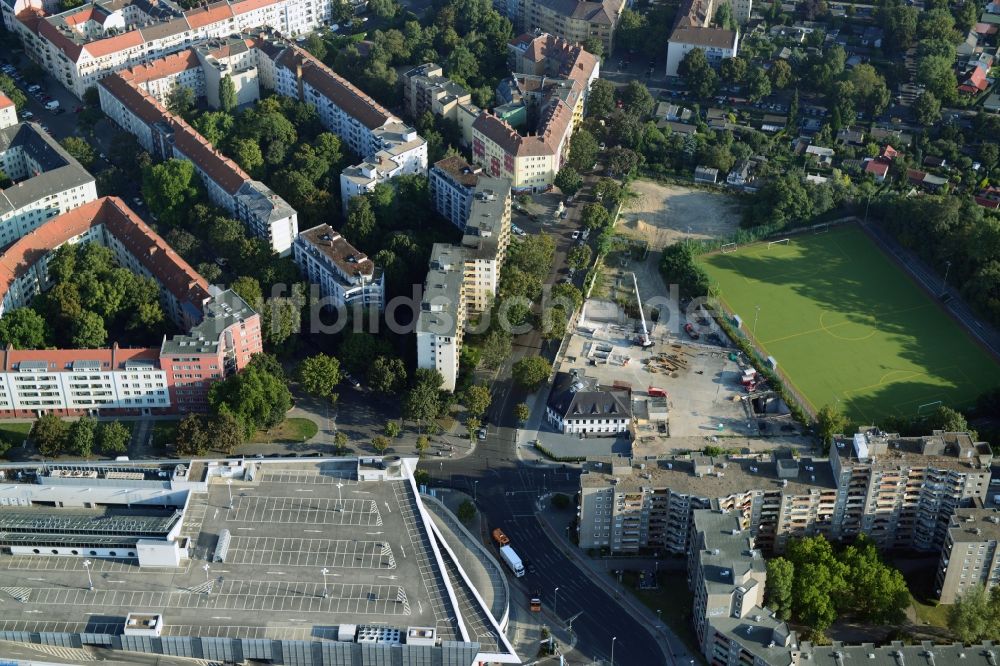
[230,496,382,526]
[2,556,187,574]
[259,471,358,486]
[227,537,396,569]
[20,580,410,614]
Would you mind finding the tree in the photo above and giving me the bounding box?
[815,404,847,446]
[607,147,641,178]
[621,80,655,119]
[230,138,264,176]
[208,364,293,439]
[464,385,492,418]
[481,329,512,370]
[72,311,107,348]
[948,586,1000,643]
[60,137,96,169]
[581,202,612,230]
[334,430,350,454]
[370,356,407,394]
[582,37,603,58]
[303,34,328,62]
[568,129,599,172]
[382,421,401,439]
[68,416,96,458]
[142,159,200,226]
[720,56,748,84]
[587,79,616,118]
[568,244,593,271]
[882,5,918,52]
[747,66,772,102]
[32,414,68,457]
[840,538,909,624]
[339,332,392,375]
[848,64,890,117]
[955,0,978,33]
[770,59,794,89]
[0,308,48,349]
[457,499,477,522]
[343,196,377,247]
[918,8,957,42]
[403,369,443,430]
[766,558,795,620]
[679,48,718,98]
[296,354,342,404]
[554,167,583,197]
[713,0,737,29]
[914,91,942,125]
[372,435,391,454]
[926,405,971,433]
[209,409,245,455]
[166,84,195,118]
[512,357,551,390]
[466,416,481,441]
[175,414,209,456]
[415,435,430,457]
[516,402,531,423]
[916,55,958,103]
[219,74,237,113]
[96,421,130,456]
[231,276,263,309]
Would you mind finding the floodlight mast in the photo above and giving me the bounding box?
[631,272,654,348]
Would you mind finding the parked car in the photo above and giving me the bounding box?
[684,323,700,340]
[344,373,362,389]
[477,427,487,440]
[571,230,580,240]
[20,111,33,120]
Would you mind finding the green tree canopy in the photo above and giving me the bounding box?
[554,167,583,197]
[463,384,492,418]
[60,137,96,169]
[175,413,209,456]
[587,79,616,118]
[97,421,130,456]
[369,355,407,394]
[219,74,237,112]
[0,308,48,349]
[208,361,293,439]
[512,356,551,389]
[297,353,342,403]
[33,414,68,457]
[568,129,600,172]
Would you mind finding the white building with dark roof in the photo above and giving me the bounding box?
[293,224,384,311]
[0,121,98,250]
[545,371,631,435]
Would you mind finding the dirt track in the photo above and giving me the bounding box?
[619,180,741,249]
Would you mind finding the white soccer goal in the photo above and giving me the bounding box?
[814,223,830,234]
[767,238,790,248]
[721,242,738,254]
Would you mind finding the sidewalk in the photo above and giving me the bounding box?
[536,505,699,666]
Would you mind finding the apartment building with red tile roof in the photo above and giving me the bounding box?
[0,197,261,417]
[0,92,16,130]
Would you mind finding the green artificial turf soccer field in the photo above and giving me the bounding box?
[699,225,1000,422]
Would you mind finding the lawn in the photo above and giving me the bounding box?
[700,224,1000,422]
[251,417,318,443]
[0,422,32,451]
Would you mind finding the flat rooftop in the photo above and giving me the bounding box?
[0,461,478,645]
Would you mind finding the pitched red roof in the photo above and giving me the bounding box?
[0,345,161,372]
[274,46,394,130]
[184,1,234,28]
[84,30,144,59]
[960,67,988,93]
[0,198,209,311]
[36,18,84,62]
[0,92,13,110]
[865,160,889,177]
[117,49,200,85]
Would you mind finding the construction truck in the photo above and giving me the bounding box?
[492,528,510,547]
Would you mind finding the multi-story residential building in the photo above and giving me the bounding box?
[0,121,97,250]
[665,0,740,77]
[0,92,16,129]
[98,63,297,255]
[545,371,631,435]
[429,155,483,229]
[471,33,597,192]
[264,43,427,211]
[416,244,467,393]
[292,223,384,311]
[577,428,993,556]
[688,509,1000,666]
[400,64,481,147]
[5,0,333,98]
[0,197,261,417]
[459,178,511,313]
[936,506,1000,603]
[415,178,511,391]
[512,0,627,56]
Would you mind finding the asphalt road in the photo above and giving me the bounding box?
[432,437,668,666]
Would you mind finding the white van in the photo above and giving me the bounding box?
[44,100,59,110]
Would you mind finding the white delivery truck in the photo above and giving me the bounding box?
[499,544,525,577]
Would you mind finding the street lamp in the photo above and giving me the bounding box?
[611,636,617,666]
[321,567,329,598]
[554,586,560,615]
[82,559,93,591]
[473,480,479,502]
[657,609,662,623]
[226,479,233,510]
[202,563,211,595]
[336,482,344,512]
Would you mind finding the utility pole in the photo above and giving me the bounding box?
[83,559,94,591]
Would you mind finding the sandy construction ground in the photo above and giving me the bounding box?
[619,179,741,250]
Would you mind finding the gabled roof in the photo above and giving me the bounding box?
[184,1,234,28]
[547,371,632,422]
[864,160,888,176]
